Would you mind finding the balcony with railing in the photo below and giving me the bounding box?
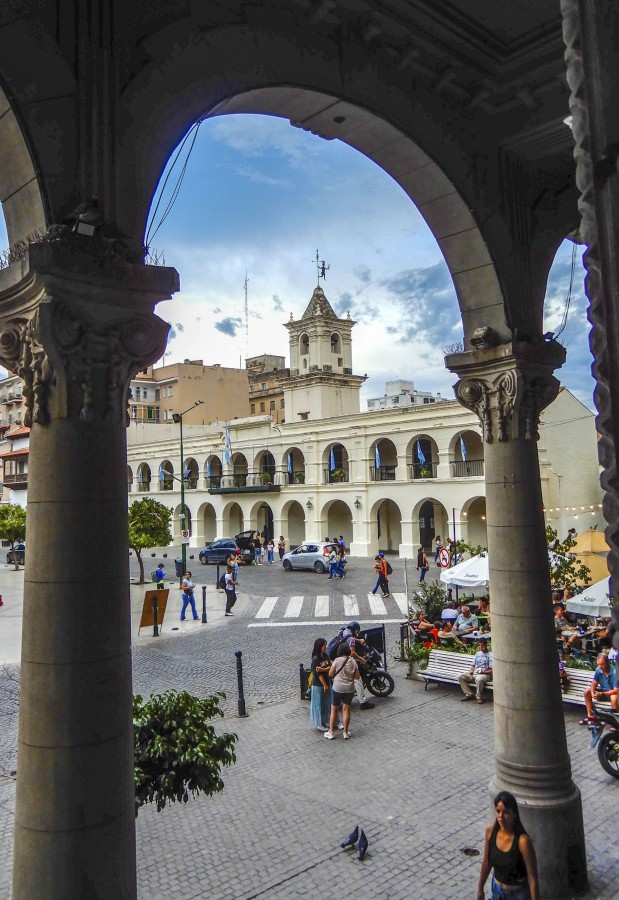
[3,471,28,488]
[409,462,438,479]
[323,468,349,484]
[451,459,484,477]
[207,472,281,494]
[370,465,396,481]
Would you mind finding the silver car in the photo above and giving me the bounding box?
[282,542,339,574]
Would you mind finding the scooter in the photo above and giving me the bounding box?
[359,645,395,697]
[589,705,619,778]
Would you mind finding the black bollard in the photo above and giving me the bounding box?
[152,593,159,637]
[235,650,248,717]
[216,563,221,588]
[201,584,207,624]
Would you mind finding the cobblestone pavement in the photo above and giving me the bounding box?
[1,588,619,898]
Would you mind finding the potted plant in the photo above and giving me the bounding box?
[293,471,305,484]
[260,472,272,485]
[404,641,431,678]
[331,468,345,482]
[233,473,246,488]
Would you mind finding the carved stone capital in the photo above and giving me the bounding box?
[0,242,179,425]
[446,341,566,443]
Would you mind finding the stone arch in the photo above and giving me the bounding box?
[300,332,310,357]
[229,452,247,489]
[368,497,402,554]
[370,437,398,481]
[330,331,342,355]
[249,499,274,540]
[449,429,485,479]
[322,441,350,483]
[183,456,199,489]
[320,498,353,544]
[280,498,306,548]
[254,449,276,486]
[407,434,439,480]
[412,497,449,551]
[283,447,305,485]
[126,465,133,494]
[461,495,487,548]
[196,501,217,546]
[158,459,174,491]
[136,462,151,492]
[205,454,222,488]
[222,500,244,536]
[172,502,192,540]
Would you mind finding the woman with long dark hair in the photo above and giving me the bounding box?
[309,638,331,730]
[477,791,538,900]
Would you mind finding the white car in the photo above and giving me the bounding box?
[282,542,339,574]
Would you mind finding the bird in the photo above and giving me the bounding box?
[340,825,359,849]
[357,828,368,860]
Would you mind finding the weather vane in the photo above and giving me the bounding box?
[315,249,330,286]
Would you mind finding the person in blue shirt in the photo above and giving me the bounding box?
[582,653,617,723]
[155,564,165,590]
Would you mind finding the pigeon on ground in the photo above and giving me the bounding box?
[357,828,368,860]
[340,825,359,849]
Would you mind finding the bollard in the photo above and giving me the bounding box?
[299,662,307,699]
[235,650,248,717]
[152,593,159,638]
[216,563,221,589]
[201,584,207,624]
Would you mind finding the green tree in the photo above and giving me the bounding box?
[408,580,447,623]
[128,497,172,584]
[0,503,26,570]
[133,690,237,816]
[546,526,592,593]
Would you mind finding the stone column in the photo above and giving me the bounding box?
[4,239,177,900]
[447,341,587,898]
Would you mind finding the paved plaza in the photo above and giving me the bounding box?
[0,563,618,899]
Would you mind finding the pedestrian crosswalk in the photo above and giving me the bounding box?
[250,592,409,626]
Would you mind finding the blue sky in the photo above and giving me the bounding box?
[0,113,595,408]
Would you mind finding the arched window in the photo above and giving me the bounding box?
[330,332,341,354]
[300,333,309,355]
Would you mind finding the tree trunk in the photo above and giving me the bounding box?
[135,550,145,584]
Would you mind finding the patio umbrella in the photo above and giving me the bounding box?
[440,554,489,588]
[566,578,612,618]
[571,528,610,584]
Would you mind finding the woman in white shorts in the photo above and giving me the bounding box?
[324,643,360,741]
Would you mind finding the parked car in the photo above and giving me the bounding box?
[199,539,252,566]
[6,542,25,565]
[282,542,338,574]
[235,530,258,554]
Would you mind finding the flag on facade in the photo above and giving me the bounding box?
[287,453,293,475]
[224,425,232,465]
[183,465,191,482]
[158,463,165,482]
[137,468,143,484]
[329,447,335,471]
[206,459,211,478]
[460,435,467,461]
[375,444,381,470]
[416,440,426,465]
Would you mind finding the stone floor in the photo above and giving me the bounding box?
[0,569,618,898]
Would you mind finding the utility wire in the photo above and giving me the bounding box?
[554,241,578,340]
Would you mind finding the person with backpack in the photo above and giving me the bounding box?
[370,556,387,597]
[379,552,391,597]
[327,545,339,579]
[310,638,332,731]
[324,642,360,740]
[327,622,375,711]
[224,565,237,616]
[154,563,165,590]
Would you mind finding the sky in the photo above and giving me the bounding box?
[0,113,595,408]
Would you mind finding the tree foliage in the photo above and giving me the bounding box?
[408,580,447,623]
[133,690,237,816]
[546,526,592,593]
[0,503,26,569]
[128,497,172,584]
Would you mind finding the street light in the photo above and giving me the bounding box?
[172,400,204,583]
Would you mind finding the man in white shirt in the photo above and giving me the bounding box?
[458,639,493,703]
[453,605,479,636]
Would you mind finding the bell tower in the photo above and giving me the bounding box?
[283,285,366,420]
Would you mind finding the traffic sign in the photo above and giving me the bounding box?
[181,529,190,545]
[438,547,450,568]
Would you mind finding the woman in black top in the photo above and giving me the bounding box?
[477,791,538,900]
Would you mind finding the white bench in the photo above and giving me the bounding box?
[418,649,604,710]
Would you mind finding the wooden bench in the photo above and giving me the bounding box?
[418,650,605,709]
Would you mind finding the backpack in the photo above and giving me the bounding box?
[151,570,159,583]
[385,561,393,576]
[327,629,347,661]
[218,574,226,590]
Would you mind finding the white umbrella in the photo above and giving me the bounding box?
[566,578,612,618]
[440,554,489,589]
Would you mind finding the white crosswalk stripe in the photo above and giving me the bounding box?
[284,596,304,618]
[343,595,359,617]
[367,593,387,616]
[392,592,409,615]
[255,596,278,619]
[314,595,330,617]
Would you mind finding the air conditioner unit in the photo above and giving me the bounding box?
[323,364,332,372]
[343,367,353,375]
[309,365,319,372]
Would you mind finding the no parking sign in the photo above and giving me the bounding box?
[181,529,190,545]
[438,547,450,568]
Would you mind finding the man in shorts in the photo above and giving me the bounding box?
[324,643,360,740]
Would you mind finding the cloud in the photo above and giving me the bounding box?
[215,317,243,337]
[232,165,292,187]
[272,294,284,312]
[168,326,177,342]
[175,322,184,332]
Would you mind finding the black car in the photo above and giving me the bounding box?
[199,538,252,566]
[6,542,25,564]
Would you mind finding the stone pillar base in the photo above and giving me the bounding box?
[349,540,371,558]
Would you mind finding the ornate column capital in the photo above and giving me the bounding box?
[0,240,179,425]
[445,341,566,443]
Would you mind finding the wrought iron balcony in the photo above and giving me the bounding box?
[410,462,438,479]
[370,465,397,481]
[207,471,281,494]
[451,459,484,477]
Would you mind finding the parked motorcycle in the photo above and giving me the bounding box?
[358,644,395,697]
[589,705,619,778]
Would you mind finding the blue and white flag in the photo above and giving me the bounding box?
[329,447,335,471]
[183,465,191,482]
[206,459,211,478]
[375,444,381,470]
[460,435,467,461]
[287,452,293,475]
[137,468,143,484]
[224,425,232,465]
[158,463,165,481]
[416,440,426,465]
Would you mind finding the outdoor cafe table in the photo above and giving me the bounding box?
[461,632,492,643]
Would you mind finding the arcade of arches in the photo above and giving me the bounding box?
[1,3,618,898]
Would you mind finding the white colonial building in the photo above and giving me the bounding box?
[126,287,604,557]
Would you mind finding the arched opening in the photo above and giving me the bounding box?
[283,447,305,485]
[300,333,309,357]
[281,499,305,548]
[127,465,133,493]
[462,496,487,548]
[322,499,353,544]
[196,501,217,546]
[371,498,402,554]
[323,442,349,484]
[230,452,248,489]
[255,450,276,486]
[205,455,222,489]
[159,460,174,491]
[450,430,484,478]
[330,331,341,355]
[173,503,192,540]
[415,498,449,551]
[183,457,199,489]
[250,500,274,540]
[223,501,244,536]
[370,438,398,481]
[408,435,439,480]
[137,462,151,492]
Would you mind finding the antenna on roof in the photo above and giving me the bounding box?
[244,271,249,366]
[315,249,329,286]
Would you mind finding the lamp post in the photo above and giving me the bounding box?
[172,401,204,584]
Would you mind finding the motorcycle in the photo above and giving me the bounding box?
[358,644,395,697]
[589,705,619,778]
